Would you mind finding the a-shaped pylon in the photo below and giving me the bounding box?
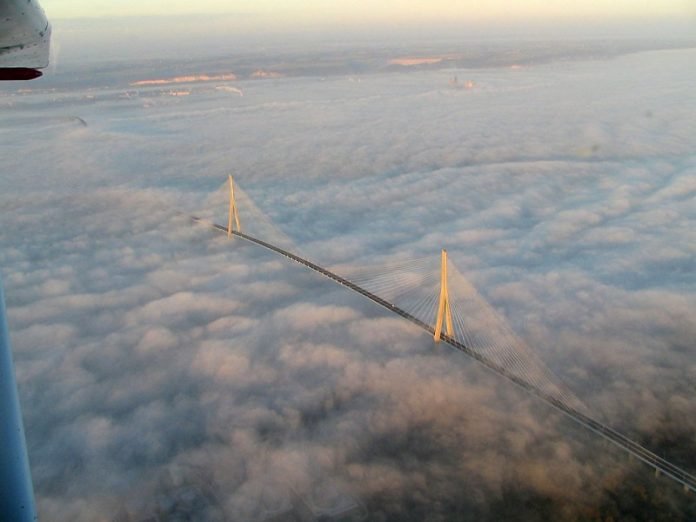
[227,174,241,238]
[433,249,453,342]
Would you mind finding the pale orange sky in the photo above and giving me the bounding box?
[45,0,696,24]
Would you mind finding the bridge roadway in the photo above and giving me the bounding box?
[193,217,696,493]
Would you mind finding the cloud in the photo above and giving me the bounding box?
[0,42,695,520]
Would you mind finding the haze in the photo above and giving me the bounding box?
[41,0,696,63]
[1,3,695,521]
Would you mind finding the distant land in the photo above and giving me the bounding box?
[4,38,694,92]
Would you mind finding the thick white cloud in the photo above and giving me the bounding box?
[0,42,694,520]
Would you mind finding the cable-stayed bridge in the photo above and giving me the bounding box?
[192,177,695,494]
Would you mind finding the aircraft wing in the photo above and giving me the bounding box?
[0,278,36,521]
[0,0,51,80]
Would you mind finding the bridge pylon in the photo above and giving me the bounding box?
[434,249,453,342]
[227,175,241,238]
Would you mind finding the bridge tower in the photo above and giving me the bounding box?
[434,249,453,342]
[227,175,241,238]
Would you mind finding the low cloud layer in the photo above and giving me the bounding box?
[1,42,695,520]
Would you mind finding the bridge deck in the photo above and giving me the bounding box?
[193,217,696,493]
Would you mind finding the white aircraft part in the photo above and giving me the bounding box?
[0,0,51,68]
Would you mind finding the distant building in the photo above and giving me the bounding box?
[449,76,475,90]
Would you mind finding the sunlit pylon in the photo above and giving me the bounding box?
[433,249,453,341]
[228,174,241,238]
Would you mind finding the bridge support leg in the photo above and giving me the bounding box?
[228,175,241,238]
[655,468,660,478]
[434,249,453,342]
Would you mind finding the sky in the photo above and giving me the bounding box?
[1,40,695,520]
[37,0,696,65]
[43,0,695,22]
